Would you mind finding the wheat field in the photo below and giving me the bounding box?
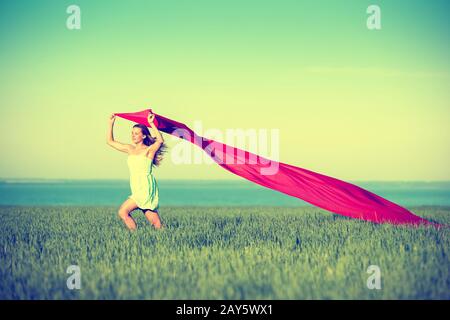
[0,205,448,299]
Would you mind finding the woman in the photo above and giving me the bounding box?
[107,111,166,230]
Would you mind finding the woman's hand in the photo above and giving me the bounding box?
[109,114,116,125]
[147,111,155,125]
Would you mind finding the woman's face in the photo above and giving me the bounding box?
[131,127,146,144]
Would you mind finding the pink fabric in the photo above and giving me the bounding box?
[115,109,436,226]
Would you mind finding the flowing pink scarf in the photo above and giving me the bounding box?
[115,109,436,226]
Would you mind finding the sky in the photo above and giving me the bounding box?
[0,0,449,181]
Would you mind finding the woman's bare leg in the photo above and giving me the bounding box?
[118,198,139,231]
[144,209,163,229]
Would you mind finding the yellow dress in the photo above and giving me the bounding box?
[127,151,159,211]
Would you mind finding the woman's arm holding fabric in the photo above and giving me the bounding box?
[106,114,132,153]
[147,112,164,152]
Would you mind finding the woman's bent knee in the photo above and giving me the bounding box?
[118,209,129,219]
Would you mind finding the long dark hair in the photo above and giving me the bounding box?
[133,124,167,167]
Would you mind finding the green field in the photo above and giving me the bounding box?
[0,205,448,299]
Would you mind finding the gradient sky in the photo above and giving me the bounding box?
[0,0,449,181]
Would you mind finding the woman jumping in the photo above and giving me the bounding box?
[107,111,166,230]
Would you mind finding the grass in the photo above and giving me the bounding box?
[0,205,448,299]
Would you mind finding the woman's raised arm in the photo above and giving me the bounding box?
[106,114,131,153]
[147,112,164,152]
